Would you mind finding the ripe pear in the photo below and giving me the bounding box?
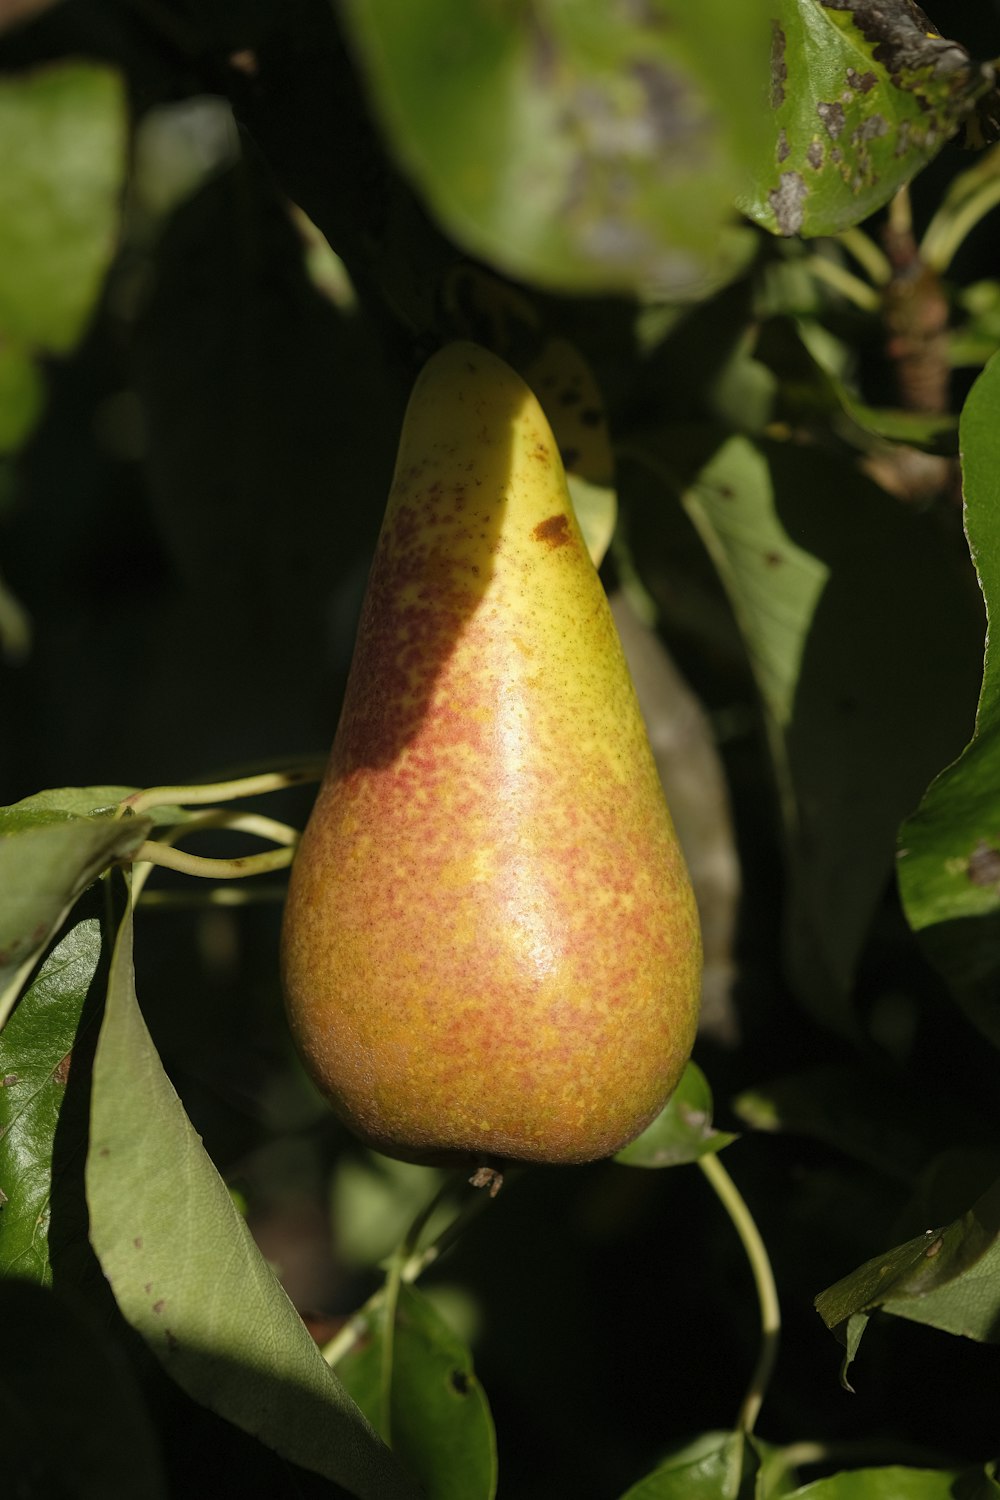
[281,341,702,1168]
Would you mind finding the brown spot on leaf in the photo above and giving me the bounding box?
[1,1073,19,1088]
[153,1299,166,1315]
[777,128,790,163]
[53,1054,71,1086]
[764,551,784,567]
[532,515,571,549]
[817,100,846,139]
[967,840,1000,886]
[451,1370,471,1395]
[847,67,878,93]
[852,114,888,144]
[807,139,824,169]
[769,171,808,235]
[134,1236,143,1250]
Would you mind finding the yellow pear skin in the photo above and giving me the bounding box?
[281,341,702,1167]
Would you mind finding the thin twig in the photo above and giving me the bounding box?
[698,1151,780,1435]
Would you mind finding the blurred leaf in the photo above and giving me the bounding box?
[786,1467,966,1498]
[86,905,418,1500]
[0,567,31,663]
[0,63,126,352]
[0,338,44,454]
[839,400,958,455]
[619,1429,760,1498]
[674,435,982,1026]
[897,353,1000,1048]
[332,1151,446,1271]
[743,1,993,238]
[337,1281,497,1500]
[0,1278,167,1500]
[343,0,770,295]
[0,915,102,1281]
[615,1061,736,1168]
[0,804,150,1026]
[816,1176,1000,1367]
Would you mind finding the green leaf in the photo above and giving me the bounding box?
[0,915,103,1281]
[336,1282,497,1500]
[743,1,993,238]
[615,1061,736,1168]
[897,353,1000,1048]
[342,0,770,295]
[0,786,139,832]
[618,1430,760,1499]
[86,905,418,1500]
[0,1278,167,1500]
[786,1467,967,1499]
[677,436,982,1025]
[0,63,126,352]
[816,1177,1000,1360]
[0,807,151,1028]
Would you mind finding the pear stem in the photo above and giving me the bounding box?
[131,841,295,880]
[697,1151,780,1435]
[114,761,326,820]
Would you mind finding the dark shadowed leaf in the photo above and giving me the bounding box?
[337,1281,497,1500]
[816,1176,1000,1376]
[673,435,982,1027]
[86,905,418,1500]
[743,0,993,238]
[732,1065,988,1183]
[342,0,770,295]
[0,915,103,1280]
[615,1061,736,1168]
[897,353,1000,1048]
[0,1278,167,1499]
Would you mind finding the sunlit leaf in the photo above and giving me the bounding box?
[897,352,1000,1048]
[0,915,103,1281]
[337,1281,497,1500]
[0,1278,167,1499]
[86,906,418,1500]
[0,786,190,833]
[343,0,770,295]
[0,806,150,1026]
[615,1061,735,1168]
[743,1,993,238]
[0,63,126,352]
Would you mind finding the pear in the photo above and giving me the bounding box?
[281,341,702,1168]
